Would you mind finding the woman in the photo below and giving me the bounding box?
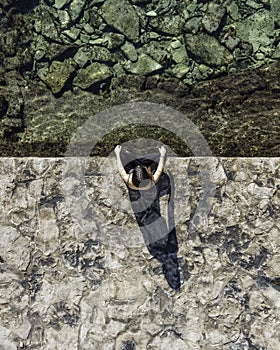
[114,145,180,290]
[114,144,167,190]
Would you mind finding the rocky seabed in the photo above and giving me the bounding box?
[0,157,279,349]
[0,0,280,140]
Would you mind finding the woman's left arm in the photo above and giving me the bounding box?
[153,146,167,183]
[114,145,129,183]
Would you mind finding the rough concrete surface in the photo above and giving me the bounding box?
[0,157,279,349]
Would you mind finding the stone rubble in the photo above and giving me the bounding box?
[1,0,279,98]
[0,0,279,147]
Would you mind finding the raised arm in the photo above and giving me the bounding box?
[114,145,129,183]
[153,146,167,183]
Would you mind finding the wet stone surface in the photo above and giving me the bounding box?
[0,157,279,349]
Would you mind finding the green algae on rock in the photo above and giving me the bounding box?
[202,2,226,33]
[148,14,183,36]
[105,32,125,49]
[121,41,138,63]
[235,10,275,53]
[99,0,140,42]
[38,59,77,95]
[185,33,233,67]
[73,46,113,67]
[73,62,113,89]
[123,54,163,75]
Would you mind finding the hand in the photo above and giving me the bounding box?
[158,146,166,156]
[114,145,122,156]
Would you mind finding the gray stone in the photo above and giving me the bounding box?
[170,41,188,64]
[187,3,197,13]
[246,0,263,9]
[100,0,140,42]
[112,63,126,77]
[61,27,81,41]
[170,40,181,49]
[69,0,85,22]
[222,34,240,52]
[149,14,183,36]
[79,33,91,44]
[54,0,71,9]
[171,63,190,79]
[198,63,213,78]
[0,29,18,56]
[227,2,239,20]
[185,33,233,66]
[153,0,178,15]
[235,10,275,52]
[271,0,280,27]
[141,39,171,64]
[88,7,104,29]
[146,10,158,17]
[30,34,49,61]
[34,6,60,42]
[58,10,71,28]
[123,54,162,75]
[202,2,226,33]
[74,46,113,67]
[145,46,168,64]
[89,38,106,45]
[255,52,265,60]
[272,42,280,59]
[183,16,202,34]
[38,59,76,95]
[73,62,113,89]
[121,41,138,62]
[83,23,95,34]
[105,33,125,49]
[2,117,22,128]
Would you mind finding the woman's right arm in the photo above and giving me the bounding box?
[114,145,129,183]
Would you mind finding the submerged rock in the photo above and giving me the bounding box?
[73,46,113,67]
[69,0,85,22]
[54,0,71,10]
[105,32,125,49]
[142,39,170,64]
[73,62,113,89]
[153,0,178,15]
[271,0,280,27]
[34,6,60,42]
[123,54,162,75]
[235,10,275,52]
[202,2,226,33]
[185,33,233,66]
[0,29,19,57]
[227,1,239,21]
[100,0,140,42]
[171,63,190,79]
[38,59,76,95]
[170,40,188,64]
[183,16,202,34]
[121,41,138,62]
[149,14,183,36]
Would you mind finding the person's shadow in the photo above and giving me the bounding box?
[121,150,181,290]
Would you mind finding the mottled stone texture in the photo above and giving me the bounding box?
[0,157,279,349]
